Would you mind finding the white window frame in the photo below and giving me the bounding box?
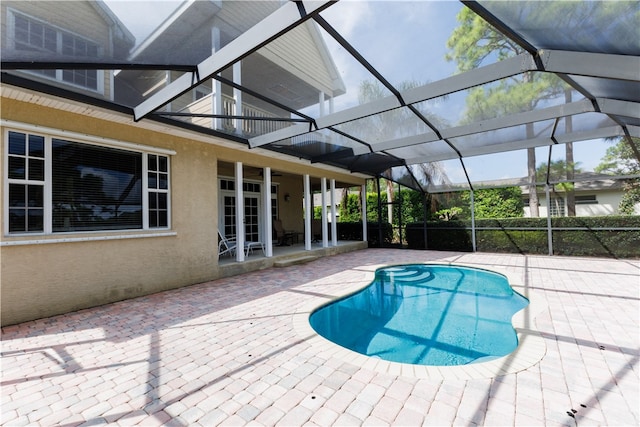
[575,195,598,205]
[271,184,279,220]
[145,154,172,229]
[3,121,175,237]
[7,8,105,94]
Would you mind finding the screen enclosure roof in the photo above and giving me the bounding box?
[2,0,638,192]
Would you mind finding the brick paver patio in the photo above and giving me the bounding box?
[2,249,638,426]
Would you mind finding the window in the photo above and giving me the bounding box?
[7,132,45,232]
[5,130,170,234]
[244,182,261,193]
[11,11,101,91]
[575,195,598,205]
[148,155,169,228]
[271,185,279,220]
[52,139,142,232]
[219,179,263,194]
[222,195,236,238]
[549,196,566,217]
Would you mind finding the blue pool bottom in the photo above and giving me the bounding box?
[309,264,529,366]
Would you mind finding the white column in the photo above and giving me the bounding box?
[321,177,328,247]
[329,96,334,114]
[211,26,222,130]
[165,71,172,112]
[263,167,273,257]
[319,91,325,117]
[362,184,367,242]
[235,162,245,262]
[233,61,242,134]
[330,179,337,246]
[304,174,312,250]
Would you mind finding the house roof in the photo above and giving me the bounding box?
[91,0,136,57]
[1,1,638,193]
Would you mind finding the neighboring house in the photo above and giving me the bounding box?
[1,0,365,325]
[522,174,640,217]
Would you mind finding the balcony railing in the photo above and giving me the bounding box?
[176,93,289,137]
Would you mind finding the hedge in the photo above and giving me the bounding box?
[405,216,640,258]
[336,222,393,247]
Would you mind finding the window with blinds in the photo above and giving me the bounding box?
[5,130,170,234]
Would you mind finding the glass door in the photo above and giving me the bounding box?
[244,196,260,242]
[221,195,261,242]
[222,195,237,238]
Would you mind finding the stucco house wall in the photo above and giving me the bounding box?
[524,188,637,217]
[0,0,365,326]
[1,95,364,326]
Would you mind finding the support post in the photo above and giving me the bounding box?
[546,184,553,256]
[321,178,328,247]
[423,193,428,250]
[331,179,337,246]
[377,177,383,247]
[263,167,272,257]
[397,182,403,247]
[361,184,367,242]
[470,189,477,252]
[304,174,312,250]
[235,162,245,262]
[211,26,222,131]
[233,61,242,134]
[319,91,325,117]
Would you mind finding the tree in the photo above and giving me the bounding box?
[338,193,361,222]
[459,187,524,219]
[564,90,576,216]
[595,137,640,176]
[536,160,583,186]
[596,137,640,215]
[429,187,523,220]
[446,7,570,217]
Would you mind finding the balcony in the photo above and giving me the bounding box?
[176,93,289,137]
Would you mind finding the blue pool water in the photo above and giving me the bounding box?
[309,264,529,366]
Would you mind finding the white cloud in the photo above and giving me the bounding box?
[322,1,373,39]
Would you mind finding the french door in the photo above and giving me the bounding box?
[222,194,260,242]
[244,196,260,242]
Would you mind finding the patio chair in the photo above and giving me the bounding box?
[218,231,265,258]
[244,239,265,256]
[273,219,295,246]
[218,232,237,258]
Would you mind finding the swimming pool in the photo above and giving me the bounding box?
[309,264,529,366]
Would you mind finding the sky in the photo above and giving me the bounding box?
[104,0,181,44]
[103,0,612,185]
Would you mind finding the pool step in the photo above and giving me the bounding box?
[274,255,318,268]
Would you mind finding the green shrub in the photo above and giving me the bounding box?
[405,216,639,258]
[405,221,473,251]
[335,222,393,247]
